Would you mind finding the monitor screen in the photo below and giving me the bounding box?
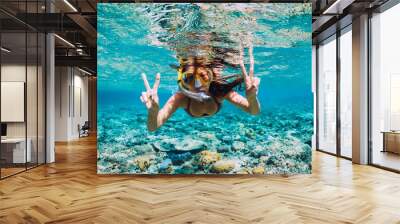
[1,123,7,137]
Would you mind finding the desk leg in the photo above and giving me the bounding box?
[382,133,386,153]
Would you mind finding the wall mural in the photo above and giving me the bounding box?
[97,3,313,175]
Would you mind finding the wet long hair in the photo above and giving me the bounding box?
[209,74,243,98]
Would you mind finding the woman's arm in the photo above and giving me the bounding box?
[140,73,186,131]
[225,41,260,115]
[224,90,260,115]
[147,92,186,131]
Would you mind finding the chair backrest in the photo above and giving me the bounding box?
[82,121,90,129]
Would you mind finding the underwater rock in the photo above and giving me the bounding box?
[233,135,242,141]
[122,136,145,147]
[236,168,251,174]
[273,157,287,167]
[147,165,159,174]
[168,152,192,165]
[232,141,246,151]
[265,169,275,175]
[259,156,270,164]
[299,162,311,173]
[266,139,283,152]
[252,166,265,174]
[132,144,154,155]
[198,150,221,166]
[198,132,216,140]
[176,161,196,174]
[222,136,232,143]
[133,155,154,171]
[285,160,296,168]
[211,160,236,173]
[283,146,304,159]
[102,151,128,163]
[246,140,258,147]
[238,155,254,167]
[245,129,256,139]
[251,145,269,158]
[217,144,231,153]
[159,159,173,173]
[152,140,175,152]
[238,123,245,132]
[153,138,206,153]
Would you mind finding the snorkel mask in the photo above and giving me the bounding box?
[177,66,213,103]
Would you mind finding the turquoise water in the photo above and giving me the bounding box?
[97,3,313,174]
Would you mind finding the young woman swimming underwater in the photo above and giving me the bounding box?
[140,44,260,131]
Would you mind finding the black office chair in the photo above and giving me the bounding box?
[78,121,90,138]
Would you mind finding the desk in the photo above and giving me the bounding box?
[1,138,31,163]
[382,131,400,154]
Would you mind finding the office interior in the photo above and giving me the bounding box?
[0,0,400,222]
[314,0,400,172]
[0,0,399,178]
[0,0,97,179]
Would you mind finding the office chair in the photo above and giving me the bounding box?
[79,121,90,138]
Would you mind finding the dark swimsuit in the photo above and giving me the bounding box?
[185,97,222,117]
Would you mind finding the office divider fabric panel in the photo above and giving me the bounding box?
[97,3,313,175]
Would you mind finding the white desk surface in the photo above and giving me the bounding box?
[1,138,27,144]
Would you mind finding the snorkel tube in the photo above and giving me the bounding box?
[177,68,212,103]
[178,82,212,102]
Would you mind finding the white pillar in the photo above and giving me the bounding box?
[352,14,369,164]
[46,1,55,163]
[46,33,55,163]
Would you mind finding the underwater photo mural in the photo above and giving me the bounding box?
[97,3,313,175]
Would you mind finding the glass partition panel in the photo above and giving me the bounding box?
[37,0,46,165]
[339,27,352,158]
[38,32,45,165]
[371,4,400,171]
[0,0,46,179]
[1,31,27,177]
[317,35,337,154]
[27,30,38,169]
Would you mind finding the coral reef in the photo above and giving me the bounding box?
[97,105,313,175]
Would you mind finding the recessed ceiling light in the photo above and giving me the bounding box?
[78,67,93,76]
[1,47,11,53]
[63,0,78,12]
[322,0,355,15]
[54,34,75,48]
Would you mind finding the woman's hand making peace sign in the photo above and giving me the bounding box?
[140,73,160,112]
[239,43,260,99]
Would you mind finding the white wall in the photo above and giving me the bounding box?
[72,73,89,138]
[55,66,69,141]
[55,67,89,141]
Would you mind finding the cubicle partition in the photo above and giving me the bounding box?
[0,1,46,179]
